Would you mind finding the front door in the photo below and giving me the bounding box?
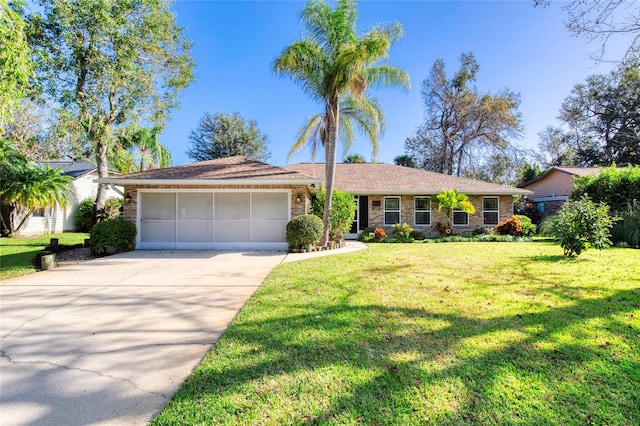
[347,195,368,238]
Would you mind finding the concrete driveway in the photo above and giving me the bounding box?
[0,250,288,426]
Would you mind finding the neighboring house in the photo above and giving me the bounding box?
[517,167,602,218]
[98,156,531,250]
[19,162,122,235]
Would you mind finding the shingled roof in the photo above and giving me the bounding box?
[36,161,96,178]
[97,156,320,185]
[284,163,532,195]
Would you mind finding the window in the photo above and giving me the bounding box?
[452,208,469,226]
[384,197,400,225]
[483,197,499,226]
[415,197,431,225]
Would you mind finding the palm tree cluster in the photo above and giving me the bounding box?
[274,0,409,245]
[0,140,74,235]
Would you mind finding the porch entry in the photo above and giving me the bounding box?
[347,195,368,238]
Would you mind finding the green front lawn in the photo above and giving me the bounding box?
[153,242,640,425]
[0,233,89,280]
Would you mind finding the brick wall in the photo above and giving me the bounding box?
[364,194,515,236]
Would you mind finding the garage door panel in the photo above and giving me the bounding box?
[141,193,176,220]
[215,193,250,220]
[252,193,288,220]
[141,220,176,242]
[215,220,250,242]
[177,221,213,242]
[178,193,213,220]
[252,220,287,242]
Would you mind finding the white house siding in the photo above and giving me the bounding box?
[19,172,122,235]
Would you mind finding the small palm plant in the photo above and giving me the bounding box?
[436,189,475,230]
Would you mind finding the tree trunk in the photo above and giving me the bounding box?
[94,139,110,221]
[14,207,34,233]
[320,100,340,247]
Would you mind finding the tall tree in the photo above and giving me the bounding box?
[288,94,385,163]
[186,112,270,162]
[536,125,579,167]
[28,0,194,216]
[274,0,410,246]
[0,0,34,131]
[559,62,640,166]
[535,0,640,62]
[406,52,523,177]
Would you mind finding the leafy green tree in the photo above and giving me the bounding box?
[0,140,74,234]
[312,188,356,241]
[274,0,409,246]
[559,62,640,166]
[0,0,34,131]
[517,162,544,185]
[186,112,270,162]
[572,165,640,212]
[406,52,523,177]
[555,195,617,257]
[436,189,476,228]
[28,0,194,216]
[344,153,365,163]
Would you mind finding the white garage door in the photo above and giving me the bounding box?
[138,191,289,249]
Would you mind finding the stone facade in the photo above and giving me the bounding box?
[364,194,514,237]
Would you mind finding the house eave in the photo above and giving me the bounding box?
[340,189,533,196]
[95,178,323,186]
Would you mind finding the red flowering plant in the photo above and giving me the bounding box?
[374,228,386,240]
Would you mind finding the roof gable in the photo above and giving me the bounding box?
[284,163,531,195]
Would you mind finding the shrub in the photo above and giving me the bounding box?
[515,215,537,236]
[374,228,386,239]
[391,223,413,241]
[572,165,640,212]
[495,216,523,236]
[613,201,640,248]
[75,198,95,232]
[410,230,425,240]
[89,219,136,255]
[473,227,495,236]
[555,196,617,257]
[357,226,378,242]
[312,189,356,241]
[100,197,124,221]
[514,197,543,225]
[286,214,323,250]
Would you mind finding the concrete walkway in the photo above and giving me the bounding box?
[0,242,366,426]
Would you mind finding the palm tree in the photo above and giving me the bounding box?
[288,93,384,163]
[436,189,476,230]
[274,0,410,245]
[0,142,74,234]
[114,126,172,173]
[344,153,366,163]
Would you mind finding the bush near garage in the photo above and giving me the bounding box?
[89,219,136,255]
[286,214,323,251]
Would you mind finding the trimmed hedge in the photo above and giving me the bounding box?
[89,219,136,255]
[286,215,323,250]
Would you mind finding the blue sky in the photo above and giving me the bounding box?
[162,0,625,167]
